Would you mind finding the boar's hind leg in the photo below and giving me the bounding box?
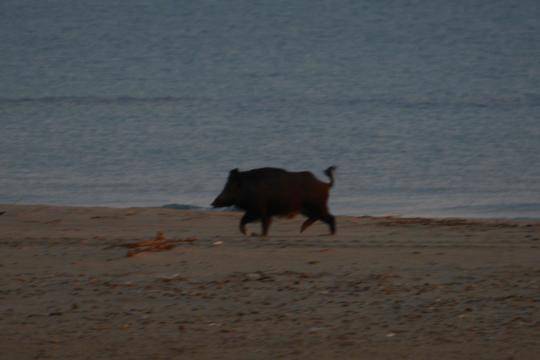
[261,216,272,236]
[300,215,335,234]
[300,217,317,233]
[239,212,259,235]
[301,205,334,234]
[322,214,336,235]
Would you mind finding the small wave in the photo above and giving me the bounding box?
[0,96,210,106]
[161,203,206,210]
[416,202,540,220]
[2,94,538,108]
[338,94,540,109]
[162,203,242,212]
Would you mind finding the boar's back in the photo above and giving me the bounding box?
[237,167,330,215]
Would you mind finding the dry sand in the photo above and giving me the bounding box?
[1,204,539,359]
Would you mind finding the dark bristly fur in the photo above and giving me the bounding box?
[211,166,336,236]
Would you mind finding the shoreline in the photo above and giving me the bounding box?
[1,204,539,359]
[2,202,540,222]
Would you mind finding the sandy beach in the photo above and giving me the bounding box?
[1,204,539,359]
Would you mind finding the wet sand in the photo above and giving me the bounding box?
[1,204,539,359]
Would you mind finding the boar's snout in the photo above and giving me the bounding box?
[212,168,241,208]
[211,193,231,208]
[210,197,221,208]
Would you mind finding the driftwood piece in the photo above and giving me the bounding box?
[107,231,197,257]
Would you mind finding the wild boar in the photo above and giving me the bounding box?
[211,166,336,236]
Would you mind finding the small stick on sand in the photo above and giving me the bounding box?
[108,231,197,257]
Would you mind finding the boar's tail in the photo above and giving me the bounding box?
[324,166,336,187]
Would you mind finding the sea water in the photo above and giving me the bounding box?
[1,0,539,218]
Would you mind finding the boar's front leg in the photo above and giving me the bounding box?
[239,212,259,235]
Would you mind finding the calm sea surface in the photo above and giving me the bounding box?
[1,0,539,218]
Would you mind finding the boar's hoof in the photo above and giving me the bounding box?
[251,232,269,237]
